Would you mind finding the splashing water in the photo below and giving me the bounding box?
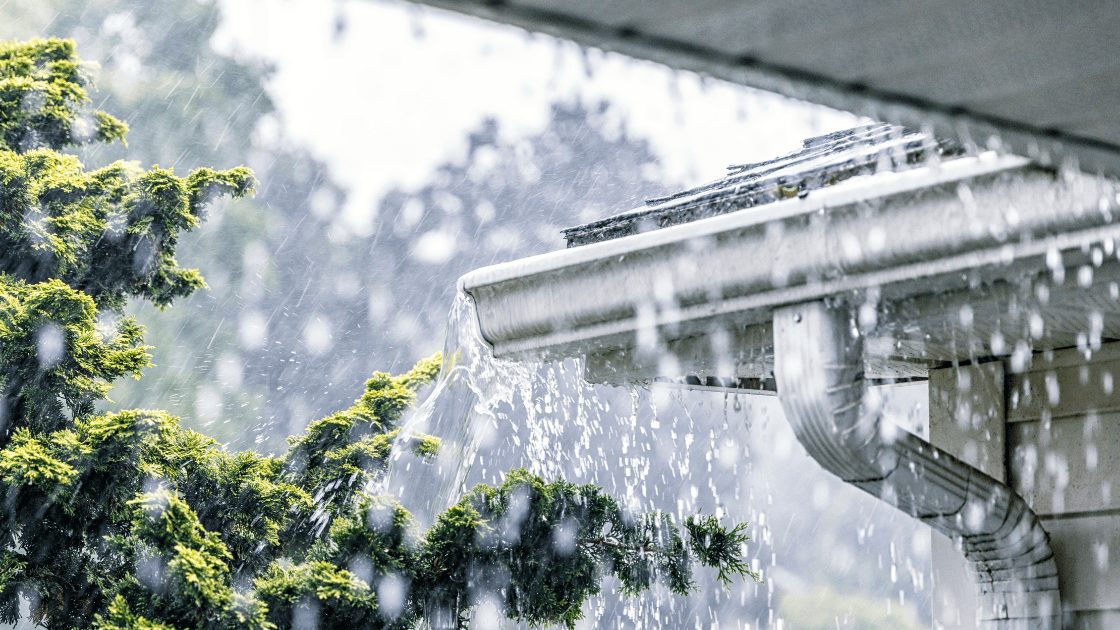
[382,291,650,526]
[383,291,701,532]
[382,291,531,525]
[382,291,931,627]
[378,291,755,626]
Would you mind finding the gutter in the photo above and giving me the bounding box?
[460,153,1111,364]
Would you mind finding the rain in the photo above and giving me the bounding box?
[0,1,1117,629]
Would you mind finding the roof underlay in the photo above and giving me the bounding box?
[406,0,1120,178]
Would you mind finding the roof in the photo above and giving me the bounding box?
[563,123,952,246]
[406,0,1120,178]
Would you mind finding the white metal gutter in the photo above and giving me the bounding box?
[460,153,1112,363]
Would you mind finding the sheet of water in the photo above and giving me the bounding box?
[383,291,930,628]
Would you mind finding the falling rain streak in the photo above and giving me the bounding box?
[381,291,929,627]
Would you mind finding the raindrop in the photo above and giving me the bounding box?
[35,323,65,369]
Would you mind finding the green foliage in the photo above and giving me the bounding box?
[417,471,626,627]
[0,37,759,629]
[0,275,149,437]
[685,515,759,586]
[0,428,77,487]
[0,550,28,624]
[127,490,235,613]
[96,596,176,630]
[0,40,254,311]
[0,141,253,309]
[0,39,127,152]
[255,562,381,629]
[412,470,752,629]
[282,358,443,520]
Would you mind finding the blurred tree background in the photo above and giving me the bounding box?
[0,1,933,625]
[0,0,663,452]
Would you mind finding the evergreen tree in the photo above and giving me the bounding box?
[0,0,348,449]
[0,39,755,629]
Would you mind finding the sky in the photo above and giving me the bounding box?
[214,0,859,237]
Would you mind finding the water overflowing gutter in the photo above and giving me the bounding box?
[458,133,1117,626]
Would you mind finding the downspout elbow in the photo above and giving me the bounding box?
[773,301,1061,629]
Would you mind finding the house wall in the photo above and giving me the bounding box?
[929,346,1120,629]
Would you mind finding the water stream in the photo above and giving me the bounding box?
[383,291,726,531]
[380,291,768,626]
[382,290,531,525]
[382,291,931,627]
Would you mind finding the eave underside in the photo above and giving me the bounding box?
[407,0,1120,178]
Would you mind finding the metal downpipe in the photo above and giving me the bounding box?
[773,301,1061,629]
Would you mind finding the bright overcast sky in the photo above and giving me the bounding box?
[214,0,859,231]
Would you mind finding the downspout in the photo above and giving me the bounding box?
[773,301,1060,629]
